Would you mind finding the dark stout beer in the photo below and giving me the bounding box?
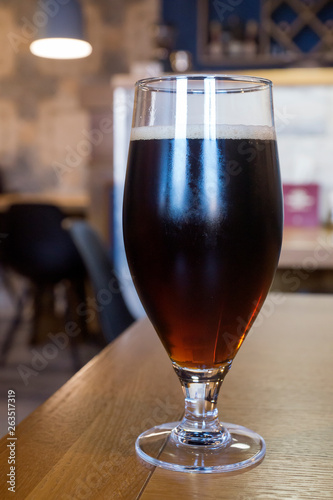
[123,127,283,369]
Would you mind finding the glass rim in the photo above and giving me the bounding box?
[135,74,272,94]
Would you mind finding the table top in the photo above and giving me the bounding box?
[1,293,333,499]
[279,226,333,269]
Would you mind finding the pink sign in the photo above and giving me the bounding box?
[283,184,319,227]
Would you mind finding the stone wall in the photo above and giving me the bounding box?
[0,0,160,194]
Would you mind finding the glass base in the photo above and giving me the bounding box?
[136,421,266,474]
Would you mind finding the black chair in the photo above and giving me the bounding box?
[66,220,135,343]
[0,203,88,367]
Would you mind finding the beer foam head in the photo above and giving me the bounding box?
[131,124,275,141]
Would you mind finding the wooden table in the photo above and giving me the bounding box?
[1,293,333,499]
[279,226,333,269]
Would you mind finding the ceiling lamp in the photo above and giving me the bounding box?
[30,0,92,60]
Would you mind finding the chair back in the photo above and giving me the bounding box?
[67,220,135,342]
[3,203,85,283]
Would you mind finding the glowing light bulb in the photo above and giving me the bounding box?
[30,38,92,60]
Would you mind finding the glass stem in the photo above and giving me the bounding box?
[171,361,232,447]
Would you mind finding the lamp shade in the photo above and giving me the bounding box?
[30,0,92,59]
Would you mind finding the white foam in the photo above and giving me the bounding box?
[131,124,275,141]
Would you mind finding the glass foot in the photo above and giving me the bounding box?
[136,421,265,474]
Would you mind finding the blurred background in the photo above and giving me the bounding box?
[1,0,333,435]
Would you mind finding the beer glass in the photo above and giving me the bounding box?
[123,75,283,473]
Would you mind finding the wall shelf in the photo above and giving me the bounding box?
[197,0,333,68]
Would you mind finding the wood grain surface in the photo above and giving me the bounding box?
[1,293,333,499]
[279,227,333,269]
